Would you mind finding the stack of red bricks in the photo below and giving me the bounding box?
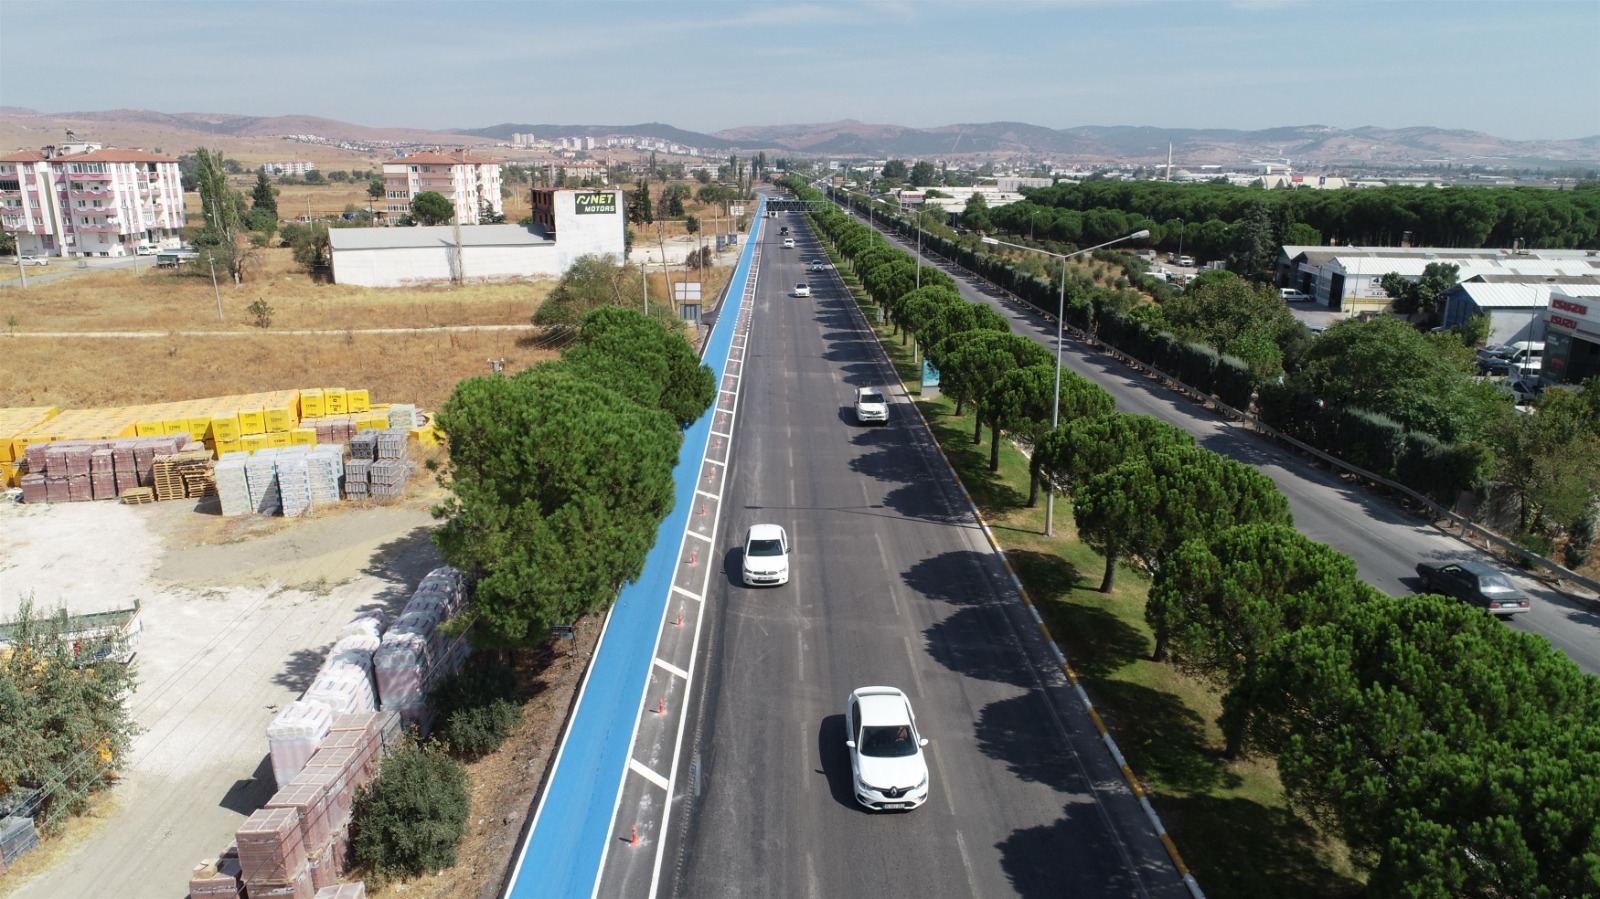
[18,435,198,503]
[241,711,387,896]
[301,417,357,445]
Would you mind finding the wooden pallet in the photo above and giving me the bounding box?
[119,487,156,505]
[152,450,214,501]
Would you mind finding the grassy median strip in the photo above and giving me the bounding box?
[835,271,1361,897]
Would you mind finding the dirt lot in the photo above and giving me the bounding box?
[0,478,599,899]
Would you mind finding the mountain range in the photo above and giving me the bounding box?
[3,108,1596,170]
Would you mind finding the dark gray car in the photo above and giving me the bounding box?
[1415,559,1532,616]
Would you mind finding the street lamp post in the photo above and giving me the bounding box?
[980,228,1150,536]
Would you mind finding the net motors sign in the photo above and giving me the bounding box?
[573,191,618,215]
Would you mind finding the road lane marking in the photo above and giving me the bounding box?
[630,758,670,791]
[653,658,689,680]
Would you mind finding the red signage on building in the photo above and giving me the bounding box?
[1551,315,1580,330]
[1552,297,1589,316]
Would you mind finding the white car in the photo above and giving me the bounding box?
[810,259,827,271]
[845,686,930,811]
[793,283,811,298]
[741,524,790,586]
[15,255,48,266]
[854,386,888,424]
[782,238,795,249]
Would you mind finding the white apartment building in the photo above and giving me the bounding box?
[382,150,504,224]
[0,143,185,258]
[263,161,317,176]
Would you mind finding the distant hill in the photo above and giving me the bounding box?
[2,108,1595,170]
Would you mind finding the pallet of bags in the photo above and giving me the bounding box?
[267,699,334,790]
[276,449,313,518]
[304,662,377,717]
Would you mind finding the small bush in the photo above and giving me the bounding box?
[350,740,469,877]
[1565,505,1598,570]
[430,657,523,759]
[246,298,273,328]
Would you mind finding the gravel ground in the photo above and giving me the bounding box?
[0,488,445,899]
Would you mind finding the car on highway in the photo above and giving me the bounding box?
[779,226,789,235]
[810,259,826,271]
[854,386,888,424]
[793,283,811,298]
[13,255,49,266]
[782,238,795,249]
[741,524,790,587]
[844,686,930,811]
[1415,559,1532,617]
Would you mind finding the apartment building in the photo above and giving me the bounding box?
[0,143,185,258]
[382,150,503,224]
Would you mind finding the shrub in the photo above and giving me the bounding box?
[350,740,470,877]
[1565,505,1598,570]
[430,657,524,759]
[1213,355,1256,410]
[1336,408,1405,475]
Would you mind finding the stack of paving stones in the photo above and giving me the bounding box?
[347,431,378,462]
[307,445,344,509]
[275,446,313,518]
[17,434,193,504]
[367,459,413,501]
[375,429,408,460]
[245,448,283,514]
[214,453,253,516]
[373,568,468,733]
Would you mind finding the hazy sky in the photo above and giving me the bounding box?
[2,0,1596,140]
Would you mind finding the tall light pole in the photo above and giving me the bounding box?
[981,228,1150,536]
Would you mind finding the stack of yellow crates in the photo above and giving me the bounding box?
[1,407,61,487]
[6,387,397,469]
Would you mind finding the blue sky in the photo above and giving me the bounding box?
[2,1,1596,140]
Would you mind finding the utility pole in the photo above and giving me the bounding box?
[208,255,223,321]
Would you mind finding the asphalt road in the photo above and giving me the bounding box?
[658,212,1190,899]
[845,203,1600,677]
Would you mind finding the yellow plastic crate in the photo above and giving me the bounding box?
[188,416,214,440]
[264,407,293,433]
[410,425,441,447]
[346,389,370,413]
[324,394,348,416]
[266,432,290,449]
[288,428,317,447]
[300,389,325,418]
[162,418,191,436]
[241,434,271,452]
[356,416,386,431]
[237,410,265,435]
[136,420,165,437]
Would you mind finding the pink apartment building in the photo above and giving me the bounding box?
[0,142,186,258]
[382,150,504,224]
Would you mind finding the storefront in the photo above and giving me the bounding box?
[1541,291,1600,386]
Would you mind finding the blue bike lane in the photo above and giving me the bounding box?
[503,199,766,899]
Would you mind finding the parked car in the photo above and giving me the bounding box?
[844,686,930,811]
[1279,287,1312,302]
[793,282,811,298]
[14,255,48,266]
[854,386,888,424]
[1500,377,1542,406]
[1477,341,1544,376]
[741,524,790,587]
[1415,559,1532,617]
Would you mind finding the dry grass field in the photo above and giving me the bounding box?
[1,247,733,413]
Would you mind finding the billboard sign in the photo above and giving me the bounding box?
[573,191,618,215]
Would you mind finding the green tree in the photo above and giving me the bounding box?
[940,331,1052,443]
[531,254,647,330]
[431,363,679,646]
[303,169,326,185]
[1225,593,1600,898]
[1033,411,1195,498]
[1162,273,1298,379]
[280,222,328,271]
[410,191,454,226]
[909,160,938,187]
[561,306,715,426]
[1380,261,1460,322]
[249,170,278,219]
[1487,388,1600,536]
[917,296,1010,368]
[990,365,1114,493]
[350,740,470,876]
[1074,443,1292,593]
[1148,523,1373,681]
[430,659,523,759]
[962,192,993,234]
[367,178,386,205]
[192,147,253,281]
[1226,200,1278,277]
[881,159,908,181]
[0,598,139,828]
[627,180,654,225]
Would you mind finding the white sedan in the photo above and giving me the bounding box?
[741,524,790,586]
[793,283,811,298]
[844,686,930,810]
